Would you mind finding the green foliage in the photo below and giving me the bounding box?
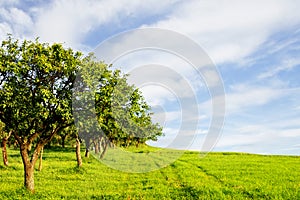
[0,147,299,199]
[0,36,82,147]
[74,54,163,154]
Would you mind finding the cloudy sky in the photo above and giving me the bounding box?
[1,0,300,155]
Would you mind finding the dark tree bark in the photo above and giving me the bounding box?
[76,138,82,167]
[61,135,66,148]
[85,149,89,157]
[84,139,90,158]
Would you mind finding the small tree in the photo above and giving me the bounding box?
[0,36,81,192]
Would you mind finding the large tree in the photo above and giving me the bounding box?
[0,37,81,192]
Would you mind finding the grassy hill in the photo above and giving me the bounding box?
[0,146,299,199]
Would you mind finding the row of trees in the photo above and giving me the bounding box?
[75,55,162,158]
[0,37,162,192]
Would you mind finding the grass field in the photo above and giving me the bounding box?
[0,146,299,199]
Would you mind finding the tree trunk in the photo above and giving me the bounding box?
[2,131,11,166]
[84,138,90,158]
[94,139,99,154]
[24,161,35,192]
[14,140,18,149]
[85,148,89,157]
[2,137,9,166]
[20,142,43,193]
[61,135,66,148]
[98,138,102,153]
[76,138,82,167]
[100,140,108,159]
[38,147,43,171]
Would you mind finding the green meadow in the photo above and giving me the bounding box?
[0,146,299,199]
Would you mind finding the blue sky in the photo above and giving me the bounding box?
[1,0,300,155]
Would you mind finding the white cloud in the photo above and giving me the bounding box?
[225,84,283,114]
[196,83,284,119]
[279,129,300,137]
[149,0,300,64]
[2,0,300,62]
[0,22,12,39]
[0,7,33,39]
[138,83,179,106]
[215,133,266,149]
[0,0,178,49]
[32,0,177,48]
[266,37,300,55]
[211,123,300,154]
[208,88,300,154]
[111,50,208,104]
[258,58,300,79]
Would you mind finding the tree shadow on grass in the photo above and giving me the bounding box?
[0,165,6,170]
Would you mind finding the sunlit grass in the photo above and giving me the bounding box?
[0,146,299,199]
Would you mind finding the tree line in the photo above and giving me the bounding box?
[0,36,163,192]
